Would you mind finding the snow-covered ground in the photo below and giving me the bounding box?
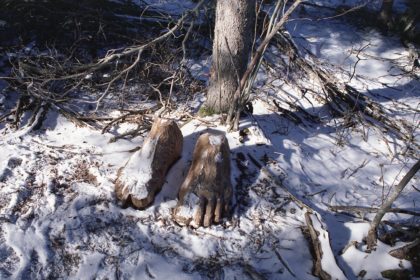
[1,1,419,279]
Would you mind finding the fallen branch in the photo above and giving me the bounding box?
[389,238,420,259]
[247,153,312,211]
[329,205,420,217]
[268,30,419,150]
[108,121,152,143]
[101,105,160,134]
[274,249,297,278]
[304,212,332,280]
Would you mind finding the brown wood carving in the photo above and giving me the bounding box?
[115,118,183,209]
[173,132,232,228]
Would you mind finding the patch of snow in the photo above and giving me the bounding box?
[341,222,412,279]
[208,134,223,146]
[176,192,200,222]
[118,137,158,200]
[215,152,223,163]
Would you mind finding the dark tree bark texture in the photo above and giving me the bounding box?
[379,0,394,24]
[206,0,255,113]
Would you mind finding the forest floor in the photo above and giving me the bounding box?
[0,0,419,279]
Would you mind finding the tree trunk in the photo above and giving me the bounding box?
[379,0,394,24]
[205,0,255,113]
[366,159,420,250]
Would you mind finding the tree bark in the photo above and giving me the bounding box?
[378,0,394,25]
[366,159,420,250]
[205,0,255,113]
[173,133,232,228]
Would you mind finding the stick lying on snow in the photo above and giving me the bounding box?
[328,205,420,217]
[305,213,331,280]
[305,213,348,280]
[270,31,419,151]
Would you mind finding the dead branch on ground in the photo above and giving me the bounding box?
[329,205,420,217]
[389,238,420,259]
[268,30,419,151]
[2,0,207,134]
[304,212,333,280]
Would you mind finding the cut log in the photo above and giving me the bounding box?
[173,132,232,228]
[115,118,183,209]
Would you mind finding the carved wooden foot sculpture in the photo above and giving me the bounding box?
[115,118,183,209]
[173,133,232,228]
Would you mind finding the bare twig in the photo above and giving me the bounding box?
[274,249,296,278]
[348,43,370,83]
[304,212,332,280]
[226,0,303,130]
[329,205,420,217]
[7,0,207,127]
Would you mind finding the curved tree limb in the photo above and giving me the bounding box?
[366,159,420,251]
